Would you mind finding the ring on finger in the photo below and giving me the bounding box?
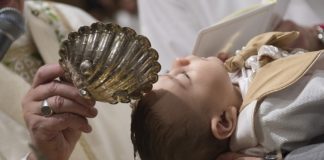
[41,99,54,117]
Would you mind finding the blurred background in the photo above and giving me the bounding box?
[50,0,139,31]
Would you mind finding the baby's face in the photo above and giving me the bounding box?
[152,55,234,121]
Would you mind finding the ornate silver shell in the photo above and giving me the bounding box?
[59,22,161,104]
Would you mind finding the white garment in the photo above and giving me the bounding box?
[138,0,323,73]
[115,11,140,33]
[230,55,324,156]
[284,0,324,27]
[0,64,30,160]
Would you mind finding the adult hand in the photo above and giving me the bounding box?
[275,20,323,51]
[22,64,97,160]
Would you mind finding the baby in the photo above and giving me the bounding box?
[130,32,324,160]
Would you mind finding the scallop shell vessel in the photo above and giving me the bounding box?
[59,22,161,104]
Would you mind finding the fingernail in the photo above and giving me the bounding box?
[83,125,92,133]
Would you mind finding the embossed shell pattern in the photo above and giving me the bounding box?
[59,22,161,104]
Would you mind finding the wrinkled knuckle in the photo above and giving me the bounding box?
[48,81,59,93]
[55,114,66,124]
[62,112,74,120]
[53,96,64,112]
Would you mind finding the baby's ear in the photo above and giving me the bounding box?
[211,106,237,140]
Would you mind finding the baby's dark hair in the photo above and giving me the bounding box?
[131,90,229,160]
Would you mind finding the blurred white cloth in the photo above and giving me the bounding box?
[115,10,140,33]
[284,0,324,26]
[138,0,323,73]
[138,0,260,72]
[0,64,30,160]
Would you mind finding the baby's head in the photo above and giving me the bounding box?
[131,55,242,160]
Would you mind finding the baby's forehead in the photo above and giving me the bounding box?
[151,89,185,105]
[150,90,199,124]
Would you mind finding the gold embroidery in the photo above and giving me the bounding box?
[2,33,44,84]
[27,1,69,42]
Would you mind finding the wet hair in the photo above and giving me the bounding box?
[131,90,229,160]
